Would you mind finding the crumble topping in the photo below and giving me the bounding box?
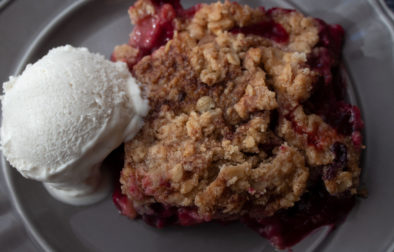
[114,0,362,220]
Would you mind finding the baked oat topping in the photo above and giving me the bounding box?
[112,0,363,249]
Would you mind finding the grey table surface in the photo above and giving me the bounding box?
[0,0,393,252]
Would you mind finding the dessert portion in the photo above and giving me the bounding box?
[112,0,364,249]
[1,45,148,205]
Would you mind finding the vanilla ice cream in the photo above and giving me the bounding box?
[1,45,149,205]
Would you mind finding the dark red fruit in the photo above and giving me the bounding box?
[308,20,344,85]
[140,204,205,228]
[112,177,137,218]
[127,0,199,69]
[129,3,176,55]
[316,19,345,57]
[142,203,178,228]
[305,19,363,146]
[243,184,355,250]
[230,9,289,44]
[323,142,348,180]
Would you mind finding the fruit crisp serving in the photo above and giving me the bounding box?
[111,0,364,249]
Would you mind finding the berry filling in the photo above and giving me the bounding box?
[127,2,176,66]
[113,179,137,219]
[129,2,175,53]
[243,183,355,249]
[305,19,363,147]
[230,8,289,44]
[112,180,354,250]
[141,204,207,228]
[323,142,348,180]
[122,0,200,68]
[285,110,329,149]
[230,20,289,44]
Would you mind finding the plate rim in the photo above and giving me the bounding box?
[2,1,394,252]
[373,0,394,39]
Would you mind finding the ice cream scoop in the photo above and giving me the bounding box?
[1,45,149,205]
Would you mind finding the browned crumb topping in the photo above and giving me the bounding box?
[116,0,361,218]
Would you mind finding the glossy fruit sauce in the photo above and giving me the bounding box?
[229,7,289,44]
[123,0,200,68]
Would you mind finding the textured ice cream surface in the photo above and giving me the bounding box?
[1,45,149,205]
